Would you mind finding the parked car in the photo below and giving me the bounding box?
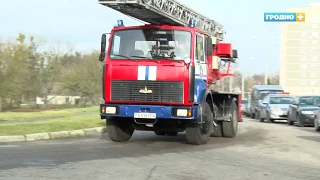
[287,95,320,127]
[244,95,251,117]
[241,99,248,114]
[259,92,293,123]
[314,108,320,131]
[249,85,284,119]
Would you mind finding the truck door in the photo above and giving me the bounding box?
[194,33,207,81]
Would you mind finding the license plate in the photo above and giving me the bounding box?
[134,113,156,119]
[282,111,287,115]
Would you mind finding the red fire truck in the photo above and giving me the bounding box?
[98,0,241,145]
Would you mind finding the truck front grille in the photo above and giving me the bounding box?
[111,80,184,103]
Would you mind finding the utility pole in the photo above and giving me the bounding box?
[265,58,268,85]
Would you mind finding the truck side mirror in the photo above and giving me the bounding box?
[205,37,213,56]
[99,34,107,62]
[232,49,238,58]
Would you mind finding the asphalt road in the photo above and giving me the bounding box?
[1,118,320,180]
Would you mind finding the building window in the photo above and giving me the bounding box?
[301,72,307,77]
[312,32,319,38]
[301,32,308,37]
[312,24,319,29]
[311,80,318,86]
[301,56,307,61]
[301,39,308,45]
[312,88,318,93]
[312,40,318,45]
[312,16,319,22]
[312,48,318,54]
[301,64,307,69]
[311,64,318,69]
[311,72,318,77]
[301,48,307,54]
[312,56,318,61]
[301,80,307,86]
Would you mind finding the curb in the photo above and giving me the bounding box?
[0,126,107,143]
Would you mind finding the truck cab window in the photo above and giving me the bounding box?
[196,35,205,62]
[111,35,121,55]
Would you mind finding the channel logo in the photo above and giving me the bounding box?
[264,12,305,22]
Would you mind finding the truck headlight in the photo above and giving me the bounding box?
[101,106,117,114]
[174,109,192,117]
[177,109,188,116]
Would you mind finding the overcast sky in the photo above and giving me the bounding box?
[0,0,312,75]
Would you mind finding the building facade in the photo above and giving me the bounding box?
[280,3,320,95]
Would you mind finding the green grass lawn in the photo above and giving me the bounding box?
[0,106,99,120]
[0,113,105,136]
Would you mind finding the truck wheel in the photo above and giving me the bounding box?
[106,118,134,142]
[222,101,238,138]
[186,102,213,145]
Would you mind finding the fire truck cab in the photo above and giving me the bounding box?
[98,0,240,145]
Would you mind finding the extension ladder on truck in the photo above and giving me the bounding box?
[98,0,225,41]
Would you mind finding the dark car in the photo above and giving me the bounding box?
[287,96,320,127]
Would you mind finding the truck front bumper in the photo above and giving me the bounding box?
[100,104,198,120]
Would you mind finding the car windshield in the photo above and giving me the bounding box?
[270,97,293,104]
[299,96,320,106]
[109,28,192,60]
[258,90,283,100]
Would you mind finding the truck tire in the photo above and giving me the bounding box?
[186,102,213,145]
[222,101,238,138]
[106,118,134,142]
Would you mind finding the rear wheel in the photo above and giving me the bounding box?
[222,101,238,138]
[186,102,213,145]
[107,118,134,142]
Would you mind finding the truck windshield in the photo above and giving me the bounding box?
[109,29,191,60]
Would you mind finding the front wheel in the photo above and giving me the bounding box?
[287,113,294,125]
[186,102,213,145]
[107,118,134,142]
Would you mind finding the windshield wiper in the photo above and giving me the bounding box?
[112,54,137,62]
[153,55,182,63]
[130,55,160,63]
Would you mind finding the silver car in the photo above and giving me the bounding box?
[259,93,293,123]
